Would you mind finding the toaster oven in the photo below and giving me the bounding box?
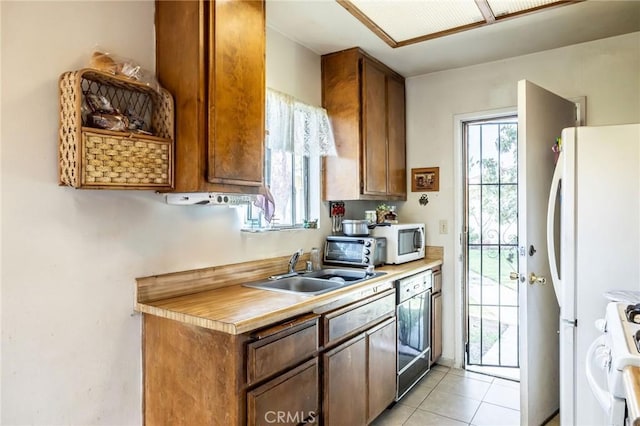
[323,236,386,268]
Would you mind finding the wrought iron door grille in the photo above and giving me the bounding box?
[465,118,519,368]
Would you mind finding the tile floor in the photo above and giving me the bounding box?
[372,365,522,426]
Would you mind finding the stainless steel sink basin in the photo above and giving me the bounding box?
[244,276,346,295]
[243,269,386,296]
[303,268,385,282]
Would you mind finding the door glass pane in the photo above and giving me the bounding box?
[481,185,499,244]
[465,116,519,369]
[500,246,519,306]
[468,125,481,184]
[468,245,481,305]
[499,306,519,367]
[482,306,499,365]
[481,247,499,306]
[500,185,518,245]
[468,185,481,245]
[499,123,518,184]
[481,124,499,184]
[468,305,481,364]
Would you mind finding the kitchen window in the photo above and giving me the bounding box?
[241,89,335,230]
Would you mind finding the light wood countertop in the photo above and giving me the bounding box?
[136,256,442,335]
[624,366,640,426]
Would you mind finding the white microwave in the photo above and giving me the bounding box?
[371,223,425,264]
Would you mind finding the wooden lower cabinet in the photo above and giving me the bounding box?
[323,290,395,345]
[143,315,248,426]
[431,267,443,364]
[246,313,319,386]
[367,318,397,422]
[143,290,399,425]
[247,358,319,426]
[323,317,397,425]
[323,334,368,425]
[431,291,442,364]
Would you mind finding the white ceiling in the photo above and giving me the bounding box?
[266,0,640,77]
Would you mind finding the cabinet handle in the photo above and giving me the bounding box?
[251,313,319,340]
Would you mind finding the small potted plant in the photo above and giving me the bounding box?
[376,203,390,224]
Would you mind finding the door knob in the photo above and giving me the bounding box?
[509,272,520,281]
[529,272,547,285]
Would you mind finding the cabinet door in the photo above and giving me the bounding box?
[367,317,397,422]
[431,291,442,364]
[323,334,367,425]
[207,0,264,186]
[155,0,206,193]
[362,59,388,196]
[247,358,319,426]
[386,76,406,198]
[432,267,442,293]
[156,0,265,193]
[321,48,362,201]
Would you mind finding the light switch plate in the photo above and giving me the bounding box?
[439,220,448,234]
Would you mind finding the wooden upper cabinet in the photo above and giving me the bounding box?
[387,75,407,197]
[155,0,265,193]
[322,48,407,201]
[363,60,388,196]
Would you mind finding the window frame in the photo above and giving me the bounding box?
[241,145,317,231]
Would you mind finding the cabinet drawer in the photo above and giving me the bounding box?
[323,289,395,347]
[432,267,442,293]
[247,314,319,385]
[247,358,319,426]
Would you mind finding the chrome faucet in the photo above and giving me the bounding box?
[288,248,303,273]
[269,249,304,280]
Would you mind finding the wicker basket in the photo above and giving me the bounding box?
[59,69,174,189]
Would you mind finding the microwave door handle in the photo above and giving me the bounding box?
[414,228,425,251]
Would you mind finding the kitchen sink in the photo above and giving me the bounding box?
[243,269,387,296]
[303,268,385,282]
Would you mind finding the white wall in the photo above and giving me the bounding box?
[267,28,321,106]
[3,1,639,422]
[402,32,640,365]
[0,2,324,424]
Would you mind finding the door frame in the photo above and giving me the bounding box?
[453,106,517,369]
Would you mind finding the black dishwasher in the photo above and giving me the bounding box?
[396,269,432,400]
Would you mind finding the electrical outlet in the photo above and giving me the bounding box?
[439,220,448,234]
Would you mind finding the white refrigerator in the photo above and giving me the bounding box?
[546,124,640,426]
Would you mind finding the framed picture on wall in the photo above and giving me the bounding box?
[411,167,439,192]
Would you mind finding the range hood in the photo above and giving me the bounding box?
[165,193,256,206]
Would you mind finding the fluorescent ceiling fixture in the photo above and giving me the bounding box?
[488,0,564,17]
[338,0,580,48]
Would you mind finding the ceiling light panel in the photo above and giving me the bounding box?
[349,0,486,42]
[487,0,562,18]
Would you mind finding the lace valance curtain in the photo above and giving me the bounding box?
[265,89,337,156]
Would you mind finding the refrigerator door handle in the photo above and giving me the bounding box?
[547,153,563,307]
